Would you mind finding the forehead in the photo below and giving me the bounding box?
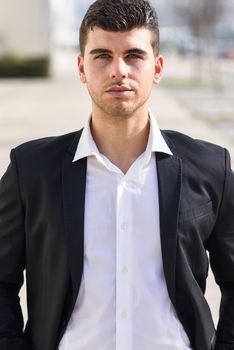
[84,27,153,54]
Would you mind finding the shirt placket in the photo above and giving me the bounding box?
[116,177,132,350]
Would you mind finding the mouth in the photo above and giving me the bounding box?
[106,85,133,96]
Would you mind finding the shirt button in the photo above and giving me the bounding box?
[122,267,128,274]
[121,222,128,230]
[121,312,128,319]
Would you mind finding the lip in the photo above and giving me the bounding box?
[107,85,132,92]
[106,85,133,96]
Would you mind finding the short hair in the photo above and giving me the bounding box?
[79,0,160,56]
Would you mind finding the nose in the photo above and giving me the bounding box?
[110,58,128,79]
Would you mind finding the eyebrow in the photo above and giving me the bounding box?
[89,49,112,55]
[89,48,148,56]
[125,49,148,56]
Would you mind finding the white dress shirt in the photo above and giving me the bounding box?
[59,112,192,350]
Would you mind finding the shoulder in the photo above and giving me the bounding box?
[8,130,83,181]
[12,129,82,163]
[162,129,226,161]
[162,130,230,184]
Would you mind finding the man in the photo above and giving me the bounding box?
[0,0,234,349]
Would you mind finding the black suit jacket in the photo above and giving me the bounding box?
[0,129,234,350]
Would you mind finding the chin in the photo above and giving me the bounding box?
[103,103,140,117]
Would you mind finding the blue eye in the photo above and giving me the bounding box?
[96,54,111,59]
[126,54,142,60]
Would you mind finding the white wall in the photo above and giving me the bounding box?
[0,0,50,57]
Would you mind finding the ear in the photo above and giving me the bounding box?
[77,54,86,83]
[154,55,164,84]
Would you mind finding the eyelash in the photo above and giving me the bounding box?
[95,54,111,59]
[127,54,142,59]
[95,54,142,60]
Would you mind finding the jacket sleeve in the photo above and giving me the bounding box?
[207,149,234,349]
[0,149,28,349]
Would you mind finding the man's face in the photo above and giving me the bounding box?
[78,27,163,118]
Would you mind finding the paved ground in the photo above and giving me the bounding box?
[0,50,234,328]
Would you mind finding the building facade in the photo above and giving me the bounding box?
[0,0,50,58]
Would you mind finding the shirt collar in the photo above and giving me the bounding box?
[72,111,173,163]
[72,116,99,162]
[147,109,172,155]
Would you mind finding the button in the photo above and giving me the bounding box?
[122,267,128,274]
[121,222,128,230]
[121,312,128,319]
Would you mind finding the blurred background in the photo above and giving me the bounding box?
[0,0,234,330]
[0,0,233,147]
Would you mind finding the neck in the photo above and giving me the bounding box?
[90,109,150,174]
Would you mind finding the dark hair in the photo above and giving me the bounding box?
[79,0,160,56]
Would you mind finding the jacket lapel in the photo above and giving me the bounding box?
[156,151,182,306]
[62,131,87,310]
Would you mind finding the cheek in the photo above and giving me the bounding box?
[86,60,108,73]
[84,65,106,83]
[133,63,155,81]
